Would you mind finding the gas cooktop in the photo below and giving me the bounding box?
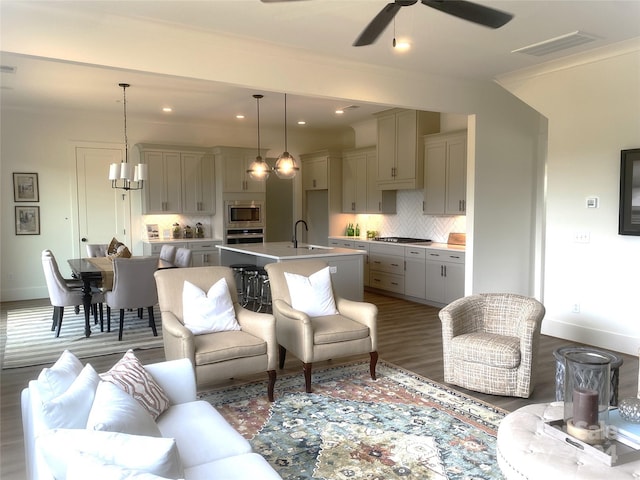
[373,237,432,244]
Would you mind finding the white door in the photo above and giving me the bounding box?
[75,146,131,256]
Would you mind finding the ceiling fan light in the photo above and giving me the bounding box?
[247,156,271,180]
[274,152,299,179]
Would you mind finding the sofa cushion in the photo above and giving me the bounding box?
[284,266,338,317]
[156,401,251,468]
[36,349,83,403]
[37,429,183,480]
[182,279,240,335]
[86,381,162,437]
[184,453,282,480]
[451,332,521,368]
[67,453,181,480]
[41,363,100,429]
[193,330,266,365]
[101,350,170,419]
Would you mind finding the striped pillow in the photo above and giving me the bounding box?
[100,350,170,419]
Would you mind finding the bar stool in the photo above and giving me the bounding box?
[256,269,272,313]
[243,268,261,311]
[229,263,257,306]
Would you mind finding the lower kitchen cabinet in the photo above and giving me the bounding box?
[404,246,426,299]
[425,249,465,305]
[369,243,404,294]
[328,238,370,287]
[142,240,221,267]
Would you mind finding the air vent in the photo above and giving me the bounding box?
[512,31,599,57]
[0,65,17,74]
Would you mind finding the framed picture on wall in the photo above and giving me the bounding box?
[13,172,39,202]
[618,148,640,236]
[15,206,40,235]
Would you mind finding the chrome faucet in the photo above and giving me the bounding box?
[293,219,308,248]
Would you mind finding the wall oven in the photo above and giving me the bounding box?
[224,201,264,244]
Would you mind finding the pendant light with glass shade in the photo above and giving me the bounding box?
[274,93,299,179]
[246,94,272,180]
[108,83,147,190]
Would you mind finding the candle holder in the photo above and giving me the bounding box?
[563,350,611,445]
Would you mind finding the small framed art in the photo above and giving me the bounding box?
[15,206,40,235]
[13,172,39,202]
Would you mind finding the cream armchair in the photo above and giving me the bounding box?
[264,260,378,393]
[154,266,277,401]
[439,293,545,398]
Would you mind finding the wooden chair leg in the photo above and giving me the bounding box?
[267,370,276,402]
[138,308,143,318]
[99,304,104,332]
[303,362,312,393]
[54,306,64,338]
[118,309,125,341]
[148,306,157,336]
[278,345,287,369]
[370,351,379,380]
[51,306,60,331]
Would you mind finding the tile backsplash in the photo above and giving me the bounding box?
[353,190,466,243]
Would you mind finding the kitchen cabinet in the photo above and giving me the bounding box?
[404,246,426,299]
[342,147,396,214]
[425,249,465,305]
[143,241,187,255]
[139,148,183,214]
[143,240,221,267]
[375,109,440,190]
[423,130,467,215]
[369,243,404,294]
[302,155,328,190]
[329,238,370,287]
[213,146,267,193]
[181,153,216,214]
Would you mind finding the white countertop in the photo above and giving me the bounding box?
[144,238,223,244]
[217,242,366,260]
[329,236,466,252]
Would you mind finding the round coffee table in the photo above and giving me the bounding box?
[497,403,640,479]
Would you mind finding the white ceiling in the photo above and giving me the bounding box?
[1,0,639,130]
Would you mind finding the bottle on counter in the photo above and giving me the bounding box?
[195,222,204,238]
[355,224,360,237]
[172,223,181,239]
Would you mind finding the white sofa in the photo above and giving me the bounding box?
[21,353,282,480]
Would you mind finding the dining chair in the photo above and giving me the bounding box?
[85,243,108,257]
[159,245,177,264]
[104,257,159,341]
[173,247,192,268]
[41,250,104,337]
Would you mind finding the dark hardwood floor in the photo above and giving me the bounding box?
[1,292,638,479]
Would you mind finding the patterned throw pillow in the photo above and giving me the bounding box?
[100,350,170,419]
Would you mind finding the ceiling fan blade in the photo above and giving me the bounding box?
[353,2,403,47]
[421,0,513,29]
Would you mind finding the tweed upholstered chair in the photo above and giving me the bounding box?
[439,293,545,398]
[154,266,277,401]
[265,260,378,394]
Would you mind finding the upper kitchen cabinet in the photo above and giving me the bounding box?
[342,146,396,214]
[138,144,184,214]
[302,153,329,190]
[213,146,267,194]
[423,130,467,215]
[181,153,216,214]
[375,109,440,190]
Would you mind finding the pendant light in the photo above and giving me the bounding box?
[108,83,147,190]
[246,94,271,180]
[274,93,299,179]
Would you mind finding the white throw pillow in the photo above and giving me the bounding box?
[182,279,241,335]
[67,453,179,480]
[37,349,83,403]
[41,363,100,430]
[284,266,339,317]
[86,381,162,437]
[100,349,170,419]
[38,429,183,480]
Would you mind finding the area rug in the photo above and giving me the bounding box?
[2,304,163,369]
[200,361,507,480]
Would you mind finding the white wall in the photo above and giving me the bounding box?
[498,41,640,354]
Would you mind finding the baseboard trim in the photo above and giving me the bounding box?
[542,318,639,356]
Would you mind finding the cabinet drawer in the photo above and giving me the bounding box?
[404,247,426,259]
[369,243,405,256]
[333,240,355,248]
[424,249,465,264]
[148,242,187,254]
[369,272,404,294]
[187,242,220,252]
[353,242,370,251]
[369,253,404,275]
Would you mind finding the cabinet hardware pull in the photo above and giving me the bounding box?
[352,202,355,211]
[313,179,317,188]
[378,201,381,211]
[373,261,381,264]
[430,253,440,257]
[440,265,444,276]
[443,265,447,277]
[391,282,398,286]
[391,263,399,267]
[373,278,380,282]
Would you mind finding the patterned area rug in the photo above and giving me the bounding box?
[2,303,162,369]
[200,361,507,480]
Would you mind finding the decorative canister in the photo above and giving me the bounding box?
[563,350,610,444]
[183,225,193,238]
[195,223,204,238]
[172,223,181,239]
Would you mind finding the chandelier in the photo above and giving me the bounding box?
[108,83,147,190]
[246,94,272,180]
[274,93,299,179]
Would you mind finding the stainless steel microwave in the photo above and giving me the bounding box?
[225,201,264,228]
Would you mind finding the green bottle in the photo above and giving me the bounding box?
[355,224,360,237]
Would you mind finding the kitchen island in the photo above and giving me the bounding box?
[217,242,366,301]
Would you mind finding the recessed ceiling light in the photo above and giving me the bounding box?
[162,107,173,113]
[236,114,245,119]
[393,40,411,51]
[335,109,344,115]
[297,120,306,125]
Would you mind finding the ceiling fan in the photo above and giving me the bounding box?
[261,0,514,47]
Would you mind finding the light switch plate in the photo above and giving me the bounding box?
[586,197,599,208]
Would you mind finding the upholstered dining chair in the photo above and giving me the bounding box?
[104,257,159,341]
[85,243,108,257]
[439,293,545,398]
[41,249,104,337]
[264,260,378,393]
[154,266,277,400]
[174,247,192,268]
[159,245,177,264]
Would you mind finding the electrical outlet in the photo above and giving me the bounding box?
[329,266,337,274]
[574,232,590,243]
[572,303,580,313]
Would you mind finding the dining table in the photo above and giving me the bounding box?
[67,256,175,337]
